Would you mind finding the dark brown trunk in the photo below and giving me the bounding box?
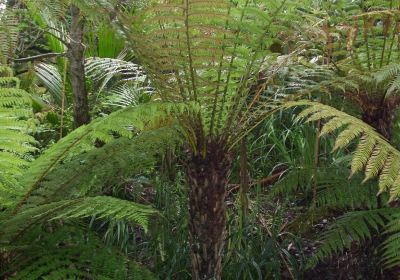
[361,103,394,140]
[186,139,232,280]
[68,5,90,128]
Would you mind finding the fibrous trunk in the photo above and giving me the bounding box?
[362,103,394,140]
[186,139,232,280]
[68,5,90,128]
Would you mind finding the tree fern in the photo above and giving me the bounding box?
[112,0,287,147]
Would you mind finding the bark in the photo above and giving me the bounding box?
[186,138,232,280]
[361,100,396,140]
[68,5,90,128]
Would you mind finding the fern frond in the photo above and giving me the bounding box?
[0,11,19,62]
[20,127,179,210]
[270,164,380,210]
[386,75,400,96]
[1,226,157,280]
[381,210,400,268]
[284,101,400,201]
[15,102,187,210]
[0,65,36,207]
[117,0,283,139]
[309,209,395,268]
[1,196,156,242]
[375,63,400,84]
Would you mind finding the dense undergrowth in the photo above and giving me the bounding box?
[2,0,400,279]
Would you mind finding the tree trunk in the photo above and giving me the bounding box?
[186,139,232,280]
[68,5,90,128]
[361,103,394,140]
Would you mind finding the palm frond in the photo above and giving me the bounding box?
[86,55,151,94]
[34,63,63,105]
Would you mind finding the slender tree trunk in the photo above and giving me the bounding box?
[186,139,232,280]
[68,5,90,128]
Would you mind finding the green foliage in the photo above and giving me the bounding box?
[2,226,157,280]
[116,0,286,148]
[0,11,19,62]
[21,128,179,209]
[85,55,152,99]
[1,196,157,242]
[0,112,173,278]
[14,102,185,210]
[284,100,400,201]
[34,63,64,105]
[6,0,400,278]
[271,166,380,210]
[0,64,36,207]
[0,90,181,278]
[309,209,396,268]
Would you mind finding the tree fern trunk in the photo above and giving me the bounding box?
[359,96,400,140]
[186,140,232,280]
[362,106,393,140]
[68,5,90,128]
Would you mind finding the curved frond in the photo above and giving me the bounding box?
[15,102,187,211]
[1,196,156,242]
[284,101,400,201]
[34,63,63,105]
